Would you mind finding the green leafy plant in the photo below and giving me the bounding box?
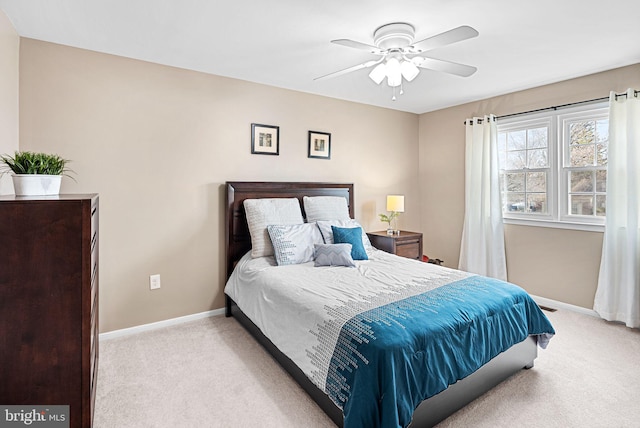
[378,212,399,226]
[0,151,74,178]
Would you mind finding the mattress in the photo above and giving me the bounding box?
[224,248,555,428]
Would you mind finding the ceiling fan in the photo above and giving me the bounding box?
[315,22,479,100]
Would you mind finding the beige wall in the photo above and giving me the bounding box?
[419,63,640,309]
[15,34,640,328]
[18,39,420,332]
[0,10,18,195]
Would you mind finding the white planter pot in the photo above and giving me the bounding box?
[12,174,62,196]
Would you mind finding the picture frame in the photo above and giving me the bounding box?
[308,131,331,159]
[251,123,279,155]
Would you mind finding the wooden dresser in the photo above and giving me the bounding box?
[0,194,99,428]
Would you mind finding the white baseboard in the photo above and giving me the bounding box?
[99,307,226,341]
[98,295,597,341]
[530,294,599,318]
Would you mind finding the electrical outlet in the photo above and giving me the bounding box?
[149,274,161,290]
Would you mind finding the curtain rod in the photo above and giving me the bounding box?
[463,90,638,125]
[496,96,608,120]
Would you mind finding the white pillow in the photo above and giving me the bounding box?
[316,219,372,250]
[243,198,303,258]
[268,223,324,266]
[303,196,350,222]
[314,243,356,267]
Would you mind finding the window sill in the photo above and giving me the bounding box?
[503,217,604,233]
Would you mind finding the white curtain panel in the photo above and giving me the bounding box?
[594,88,640,328]
[459,115,507,281]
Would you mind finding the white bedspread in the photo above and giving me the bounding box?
[224,248,470,391]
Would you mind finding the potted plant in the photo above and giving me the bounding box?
[0,151,74,196]
[379,212,400,235]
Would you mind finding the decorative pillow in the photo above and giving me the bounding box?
[316,219,372,249]
[303,196,350,222]
[243,198,303,258]
[267,223,324,266]
[331,226,368,260]
[314,243,356,267]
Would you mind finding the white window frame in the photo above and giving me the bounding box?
[498,116,556,223]
[557,107,609,226]
[497,101,608,232]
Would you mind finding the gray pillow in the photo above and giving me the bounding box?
[303,196,350,222]
[267,223,324,266]
[244,198,303,258]
[314,243,356,267]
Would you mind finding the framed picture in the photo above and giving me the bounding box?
[308,131,331,159]
[251,123,279,155]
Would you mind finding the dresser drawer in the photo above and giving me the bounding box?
[396,241,421,259]
[91,266,97,304]
[91,230,97,271]
[91,203,98,235]
[90,297,96,356]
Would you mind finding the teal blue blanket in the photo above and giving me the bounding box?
[324,275,555,428]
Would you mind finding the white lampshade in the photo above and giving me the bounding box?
[386,195,405,212]
[400,60,419,82]
[385,58,402,87]
[368,63,386,85]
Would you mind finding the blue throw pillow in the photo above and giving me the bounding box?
[331,226,368,260]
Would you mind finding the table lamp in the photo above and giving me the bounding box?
[386,195,404,235]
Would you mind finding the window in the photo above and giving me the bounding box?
[562,112,609,219]
[498,119,551,216]
[497,102,608,231]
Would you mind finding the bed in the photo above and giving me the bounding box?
[224,181,554,427]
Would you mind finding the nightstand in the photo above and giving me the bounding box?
[367,230,423,260]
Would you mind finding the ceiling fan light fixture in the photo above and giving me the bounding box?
[400,60,419,82]
[385,57,402,87]
[369,63,387,85]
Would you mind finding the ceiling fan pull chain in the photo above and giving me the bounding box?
[392,86,397,101]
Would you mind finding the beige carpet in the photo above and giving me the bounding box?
[95,308,640,427]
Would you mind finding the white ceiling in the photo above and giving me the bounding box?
[1,0,639,114]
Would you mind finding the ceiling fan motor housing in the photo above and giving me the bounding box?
[373,22,415,50]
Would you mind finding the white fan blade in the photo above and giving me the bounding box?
[331,39,385,55]
[412,57,477,77]
[314,59,382,81]
[408,26,479,53]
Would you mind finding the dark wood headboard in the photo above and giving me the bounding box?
[225,181,354,279]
